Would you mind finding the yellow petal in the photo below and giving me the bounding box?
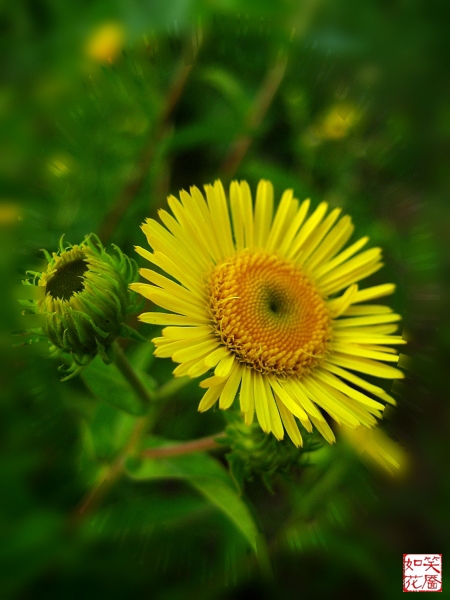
[219,364,242,409]
[275,394,302,446]
[198,382,225,412]
[254,180,274,248]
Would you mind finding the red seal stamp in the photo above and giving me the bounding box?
[403,554,442,592]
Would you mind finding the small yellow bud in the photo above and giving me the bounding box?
[85,22,125,63]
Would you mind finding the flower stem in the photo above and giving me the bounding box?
[155,375,191,400]
[141,432,228,459]
[112,341,154,408]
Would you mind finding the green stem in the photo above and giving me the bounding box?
[112,341,154,408]
[71,350,196,525]
[70,414,150,525]
[155,375,191,400]
[141,432,228,459]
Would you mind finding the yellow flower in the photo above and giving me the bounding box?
[85,22,125,63]
[0,202,21,225]
[316,103,359,140]
[131,180,405,446]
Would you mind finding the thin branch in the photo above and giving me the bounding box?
[69,413,150,526]
[218,0,321,183]
[69,343,156,525]
[141,432,227,459]
[98,41,201,243]
[219,51,289,181]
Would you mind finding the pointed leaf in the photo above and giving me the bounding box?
[127,437,259,551]
[82,355,156,415]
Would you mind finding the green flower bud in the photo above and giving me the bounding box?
[222,411,323,492]
[24,234,143,379]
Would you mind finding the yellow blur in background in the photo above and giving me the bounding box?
[85,22,125,63]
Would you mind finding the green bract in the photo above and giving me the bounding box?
[223,411,323,492]
[24,234,143,379]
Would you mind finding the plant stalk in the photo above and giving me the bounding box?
[112,341,154,408]
[141,432,228,459]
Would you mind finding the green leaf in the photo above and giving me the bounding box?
[81,493,209,539]
[199,67,250,115]
[82,355,156,416]
[127,437,260,551]
[86,402,136,461]
[128,338,155,372]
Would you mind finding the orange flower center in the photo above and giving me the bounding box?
[209,250,332,377]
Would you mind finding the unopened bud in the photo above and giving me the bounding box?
[223,412,323,491]
[23,234,143,379]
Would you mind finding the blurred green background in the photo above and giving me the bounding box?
[1,0,449,598]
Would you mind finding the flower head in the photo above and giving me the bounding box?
[132,180,405,446]
[25,234,142,378]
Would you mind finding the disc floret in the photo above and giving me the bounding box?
[209,249,332,377]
